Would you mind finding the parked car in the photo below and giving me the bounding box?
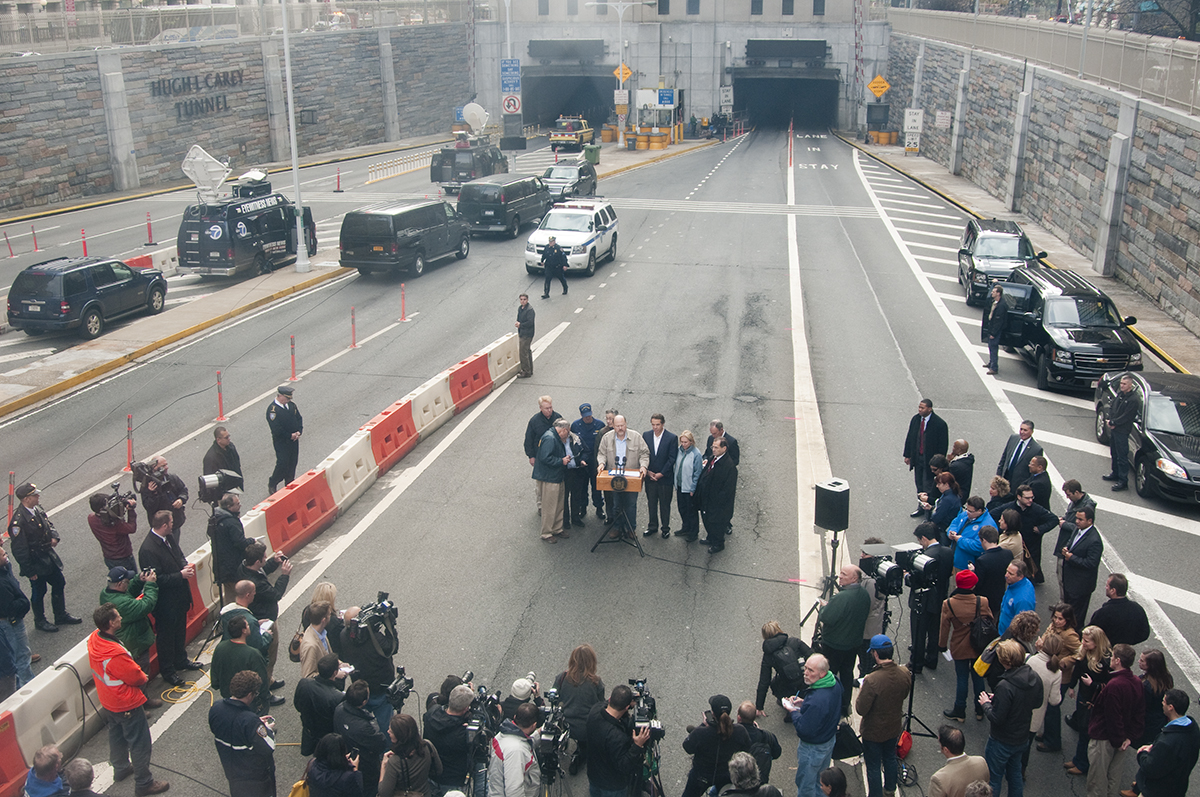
[524,199,618,278]
[540,161,598,199]
[994,267,1142,390]
[457,174,552,238]
[338,199,470,276]
[430,140,508,193]
[958,218,1046,306]
[6,257,168,339]
[1094,371,1200,503]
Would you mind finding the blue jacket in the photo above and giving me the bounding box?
[929,491,962,532]
[571,416,607,462]
[998,578,1036,633]
[532,428,566,483]
[949,510,996,570]
[789,678,843,745]
[674,446,702,492]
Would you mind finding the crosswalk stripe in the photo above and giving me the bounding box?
[1001,382,1095,410]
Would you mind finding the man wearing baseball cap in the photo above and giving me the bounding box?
[266,385,303,494]
[9,483,81,633]
[855,635,911,797]
[100,566,162,709]
[570,404,608,523]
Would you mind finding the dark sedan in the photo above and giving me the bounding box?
[1094,371,1200,503]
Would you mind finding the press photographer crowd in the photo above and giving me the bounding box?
[2,387,1197,797]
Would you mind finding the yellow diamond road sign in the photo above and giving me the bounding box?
[868,75,891,99]
[614,63,632,83]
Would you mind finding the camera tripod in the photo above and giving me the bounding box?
[897,589,938,787]
[800,528,843,634]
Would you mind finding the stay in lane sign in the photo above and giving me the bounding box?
[501,59,521,93]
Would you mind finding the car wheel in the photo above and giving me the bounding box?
[255,253,270,275]
[1094,407,1111,444]
[957,265,963,285]
[80,307,104,339]
[24,329,44,337]
[456,236,470,259]
[1036,351,1050,391]
[147,285,166,314]
[307,233,317,257]
[1134,457,1156,498]
[964,289,976,308]
[606,233,618,264]
[411,252,425,277]
[508,215,521,239]
[357,267,373,276]
[584,249,597,277]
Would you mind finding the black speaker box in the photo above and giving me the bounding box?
[814,478,849,532]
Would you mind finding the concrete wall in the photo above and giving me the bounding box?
[0,24,470,212]
[889,33,1200,337]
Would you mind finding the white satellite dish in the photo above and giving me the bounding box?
[462,102,489,133]
[181,145,231,203]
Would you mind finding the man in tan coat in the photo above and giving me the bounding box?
[595,415,649,540]
[929,725,990,797]
[855,634,912,797]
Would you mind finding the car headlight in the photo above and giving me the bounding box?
[972,272,988,284]
[1052,349,1074,365]
[525,242,536,253]
[1157,458,1188,480]
[570,244,587,255]
[1130,353,1142,363]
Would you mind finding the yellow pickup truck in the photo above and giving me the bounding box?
[548,116,594,151]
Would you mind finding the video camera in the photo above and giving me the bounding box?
[130,459,167,491]
[99,482,137,523]
[198,469,244,504]
[628,678,665,743]
[859,543,938,596]
[537,687,569,782]
[460,671,501,760]
[385,665,414,711]
[356,592,400,657]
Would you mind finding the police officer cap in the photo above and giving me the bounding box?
[108,566,137,583]
[277,385,295,396]
[15,483,40,499]
[579,403,593,416]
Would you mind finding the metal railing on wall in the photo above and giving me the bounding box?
[888,8,1199,116]
[0,0,480,53]
[366,148,437,183]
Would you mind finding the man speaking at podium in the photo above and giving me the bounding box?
[596,415,649,541]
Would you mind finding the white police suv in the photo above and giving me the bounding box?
[524,199,617,278]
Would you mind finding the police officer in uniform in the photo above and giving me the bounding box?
[540,236,568,298]
[9,483,81,633]
[266,385,303,494]
[209,669,277,797]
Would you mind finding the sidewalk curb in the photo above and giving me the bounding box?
[833,131,1189,375]
[596,137,722,181]
[0,267,346,420]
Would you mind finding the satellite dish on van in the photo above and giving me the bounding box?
[462,102,489,133]
[182,145,231,203]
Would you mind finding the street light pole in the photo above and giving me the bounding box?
[279,0,309,272]
[504,0,512,59]
[586,0,654,148]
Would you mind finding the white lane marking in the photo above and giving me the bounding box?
[587,295,595,301]
[970,345,1021,362]
[1037,429,1111,458]
[888,217,966,230]
[3,225,61,238]
[894,227,962,241]
[951,315,981,326]
[906,242,958,252]
[574,307,582,314]
[1137,575,1200,616]
[938,293,967,303]
[1000,382,1095,410]
[854,148,1200,692]
[889,209,965,221]
[877,198,947,210]
[0,347,55,364]
[914,255,959,266]
[90,321,572,793]
[926,273,958,283]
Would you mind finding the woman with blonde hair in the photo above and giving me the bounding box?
[985,476,1011,514]
[1065,625,1113,776]
[302,582,345,656]
[553,644,606,775]
[755,621,810,716]
[674,429,704,541]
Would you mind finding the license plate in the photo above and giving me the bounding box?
[209,252,219,258]
[483,210,494,216]
[373,245,384,252]
[27,305,39,312]
[1090,380,1099,389]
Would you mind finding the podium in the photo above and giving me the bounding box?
[592,470,645,556]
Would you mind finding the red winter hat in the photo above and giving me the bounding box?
[956,570,979,590]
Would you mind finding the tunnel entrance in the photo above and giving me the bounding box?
[522,67,618,132]
[731,68,840,130]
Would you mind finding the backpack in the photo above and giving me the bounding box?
[746,726,776,781]
[949,596,998,655]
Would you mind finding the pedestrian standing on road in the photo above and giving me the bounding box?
[1064,625,1113,777]
[137,457,189,535]
[947,497,995,572]
[139,510,201,688]
[928,725,990,797]
[1022,633,1062,775]
[680,695,751,797]
[1034,604,1081,754]
[1053,480,1098,605]
[1086,643,1145,797]
[1136,649,1174,752]
[210,492,251,606]
[978,640,1043,797]
[997,561,1035,636]
[940,570,993,722]
[903,399,949,518]
[1026,456,1052,511]
[674,430,703,542]
[534,420,571,543]
[595,415,649,541]
[642,413,678,539]
[9,482,81,633]
[948,439,976,499]
[1133,689,1200,797]
[87,603,170,796]
[524,396,562,513]
[100,566,163,709]
[1055,506,1104,628]
[1103,374,1141,491]
[563,426,588,532]
[202,426,243,498]
[266,384,303,494]
[909,523,953,676]
[784,654,843,797]
[0,544,33,699]
[736,702,781,782]
[540,236,568,298]
[209,670,278,797]
[553,644,606,776]
[515,293,535,379]
[1089,573,1151,646]
[704,420,741,468]
[210,615,272,713]
[571,404,608,522]
[695,437,737,554]
[816,567,870,716]
[239,541,292,692]
[992,485,1058,584]
[855,635,911,797]
[996,421,1043,502]
[985,476,1012,516]
[982,285,1009,376]
[88,491,139,571]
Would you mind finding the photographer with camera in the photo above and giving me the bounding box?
[909,523,954,675]
[426,684,479,796]
[682,695,751,797]
[488,702,542,797]
[502,677,544,722]
[585,684,651,797]
[11,482,82,633]
[295,653,346,757]
[88,488,139,571]
[336,679,391,797]
[341,600,399,732]
[209,493,250,605]
[100,566,162,709]
[239,541,292,690]
[135,458,188,535]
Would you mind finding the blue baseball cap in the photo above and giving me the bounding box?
[868,634,893,651]
[579,403,593,416]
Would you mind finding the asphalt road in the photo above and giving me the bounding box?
[1,129,1197,797]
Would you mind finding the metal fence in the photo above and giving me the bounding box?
[0,0,488,53]
[888,8,1200,115]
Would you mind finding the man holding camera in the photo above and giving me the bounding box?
[427,683,487,797]
[239,541,292,692]
[586,684,651,797]
[337,679,392,797]
[10,482,81,633]
[341,604,398,732]
[909,523,954,675]
[139,510,200,687]
[137,457,188,535]
[489,702,542,797]
[100,566,162,709]
[88,491,139,571]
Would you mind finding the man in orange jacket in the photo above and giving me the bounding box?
[86,603,169,796]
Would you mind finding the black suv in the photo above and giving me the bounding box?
[1094,371,1200,503]
[958,219,1046,306]
[6,257,168,339]
[995,267,1142,390]
[457,174,552,238]
[430,142,509,193]
[540,161,598,199]
[338,200,470,276]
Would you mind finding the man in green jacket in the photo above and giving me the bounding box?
[219,580,272,661]
[210,615,271,713]
[817,565,872,716]
[99,566,162,708]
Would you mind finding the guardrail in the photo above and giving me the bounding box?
[366,148,436,183]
